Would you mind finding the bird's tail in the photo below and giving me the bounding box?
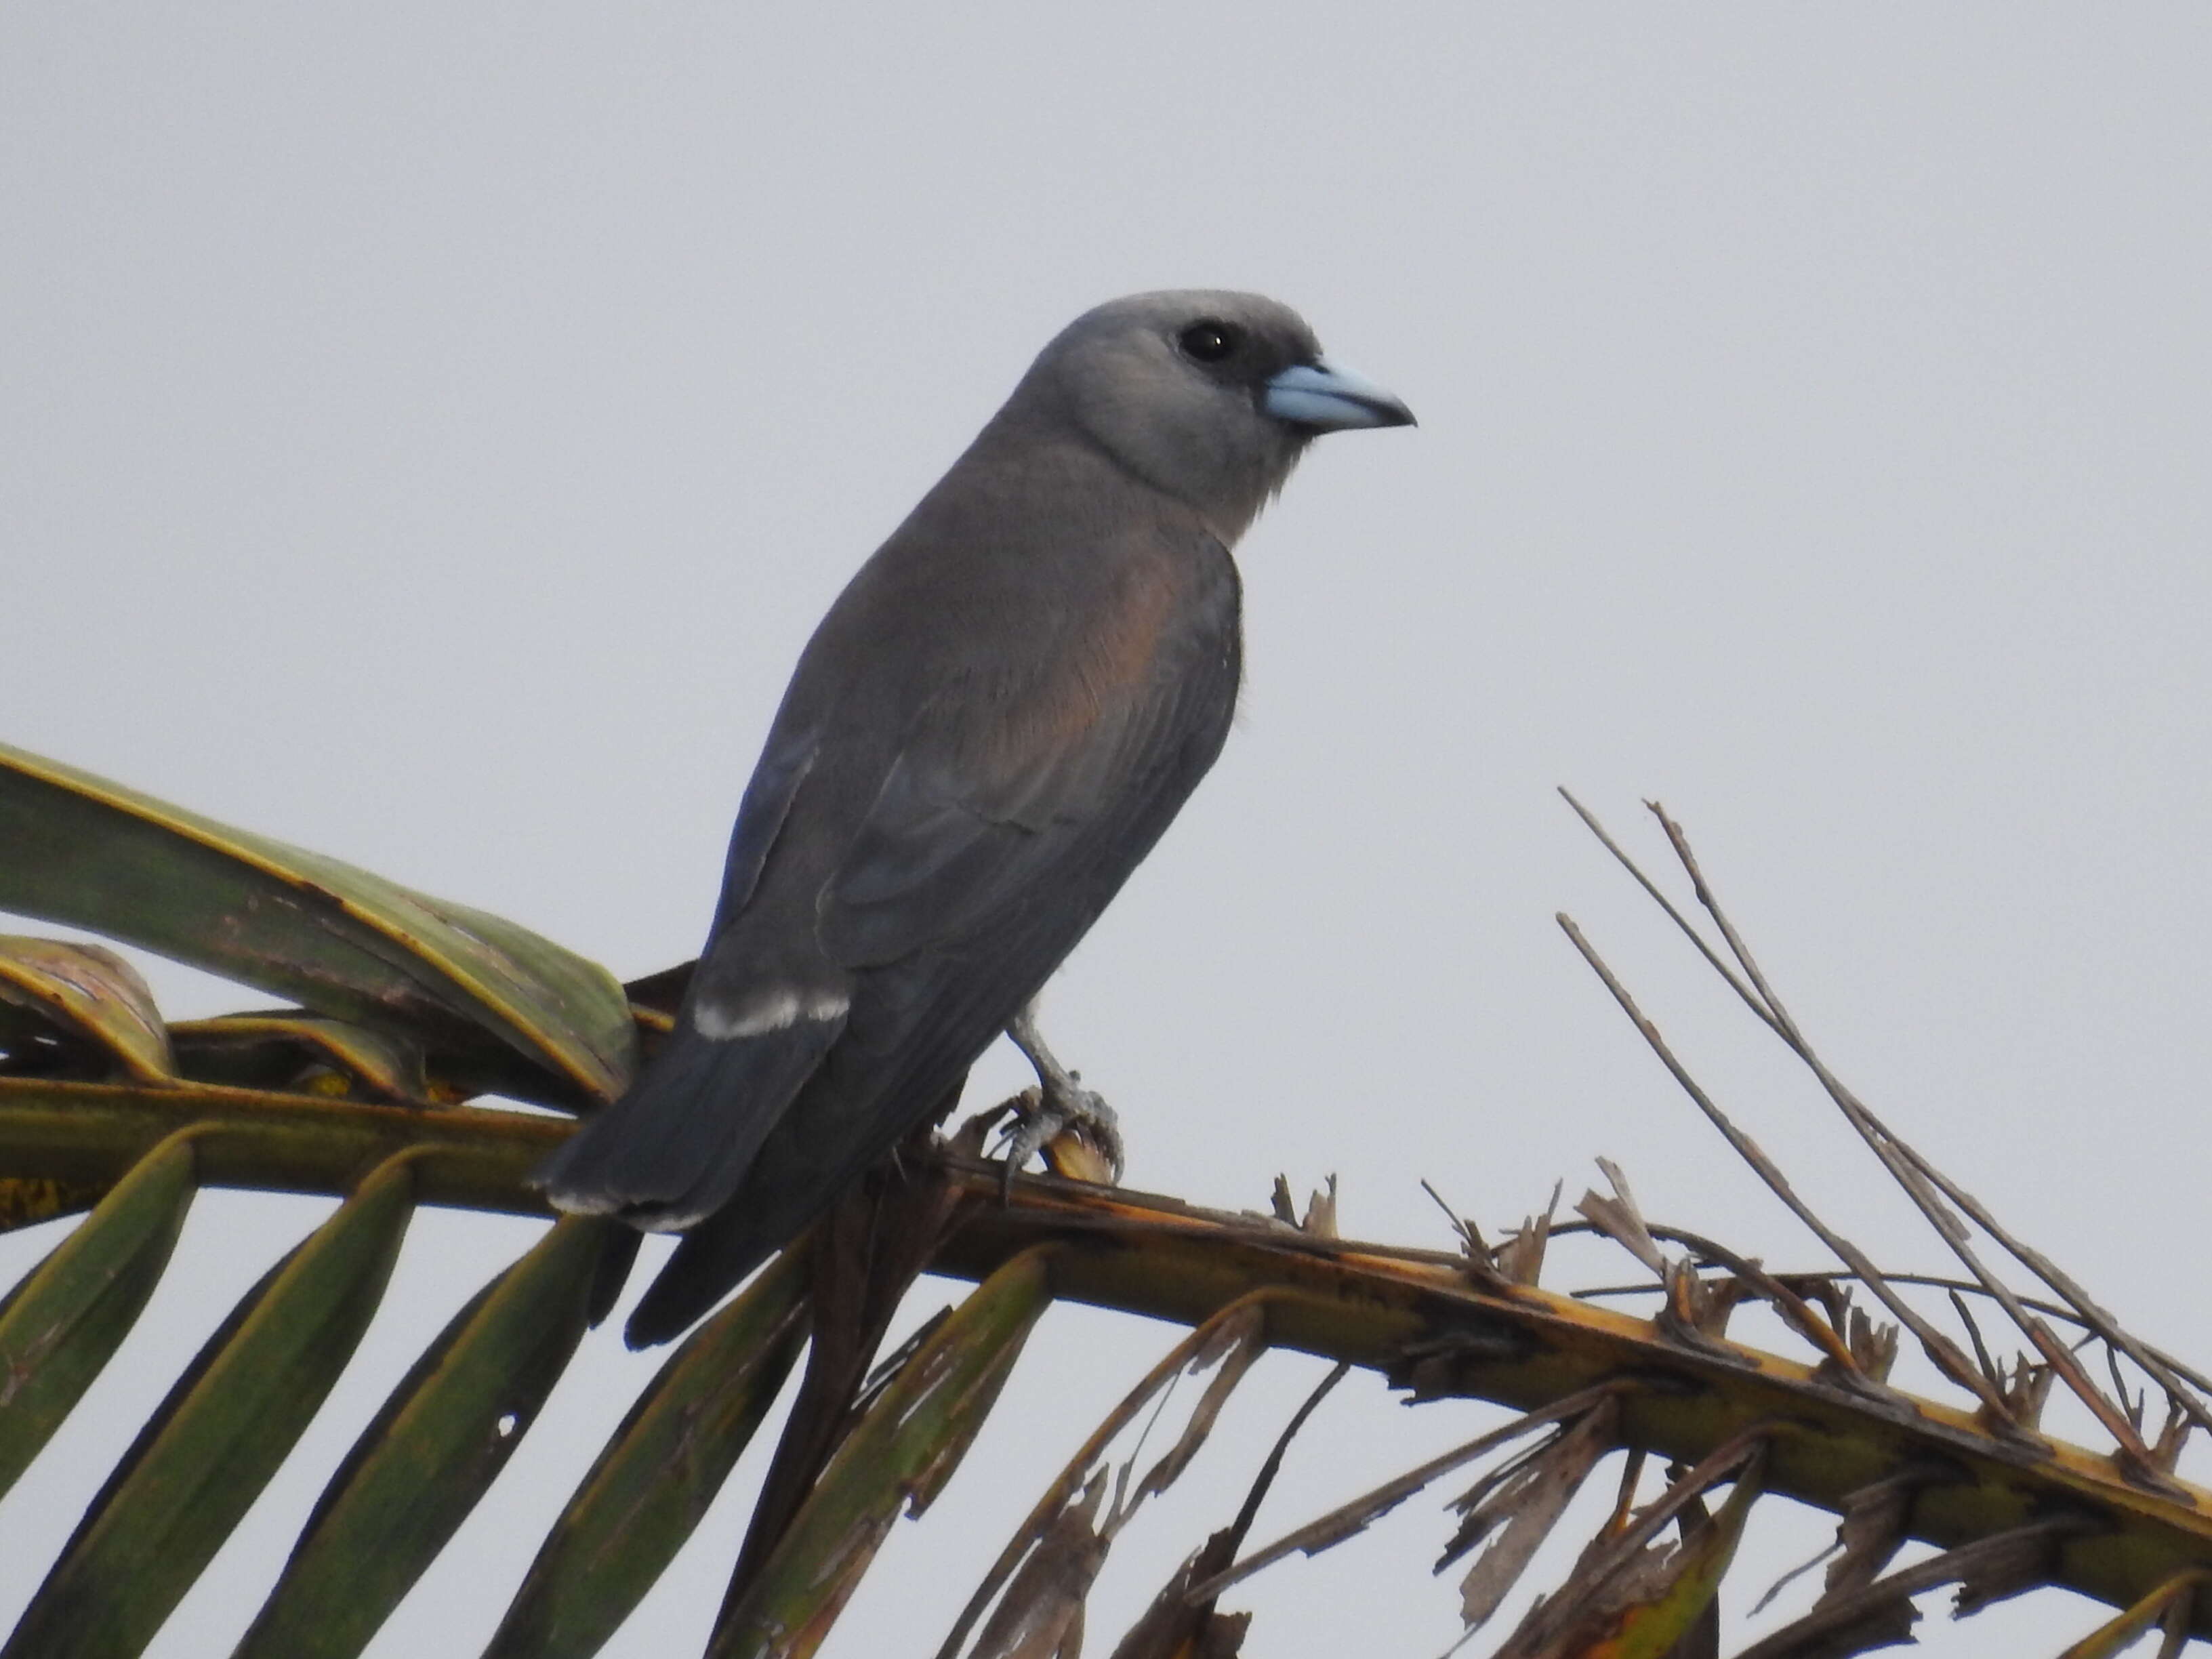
[533,1017,838,1233]
[622,1068,969,1348]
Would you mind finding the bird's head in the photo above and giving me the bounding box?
[1019,289,1414,544]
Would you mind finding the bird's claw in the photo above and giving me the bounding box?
[1001,998,1126,1198]
[997,1078,1124,1200]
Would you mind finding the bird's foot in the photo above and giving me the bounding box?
[998,1080,1124,1199]
[1000,998,1127,1197]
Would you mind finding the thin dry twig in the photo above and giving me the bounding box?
[1559,787,1776,1028]
[1564,791,2212,1460]
[1114,1362,1351,1659]
[1888,1128,2212,1443]
[1637,797,2202,1464]
[1421,1177,1517,1294]
[1948,1288,2001,1391]
[1555,912,2009,1420]
[1225,1362,1350,1550]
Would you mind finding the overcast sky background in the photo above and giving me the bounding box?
[5,6,2211,1654]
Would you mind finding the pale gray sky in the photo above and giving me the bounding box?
[5,6,2211,1654]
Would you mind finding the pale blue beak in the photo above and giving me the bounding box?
[1263,359,1415,431]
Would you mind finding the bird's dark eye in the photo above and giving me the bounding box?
[1178,320,1240,363]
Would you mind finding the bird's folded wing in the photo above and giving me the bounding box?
[704,731,817,939]
[818,661,1225,972]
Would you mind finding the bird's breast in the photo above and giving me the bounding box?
[996,534,1240,763]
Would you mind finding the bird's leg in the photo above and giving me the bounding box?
[1002,999,1125,1195]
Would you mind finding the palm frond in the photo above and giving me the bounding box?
[5,741,2212,1657]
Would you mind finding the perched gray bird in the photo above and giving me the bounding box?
[539,291,1412,1346]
